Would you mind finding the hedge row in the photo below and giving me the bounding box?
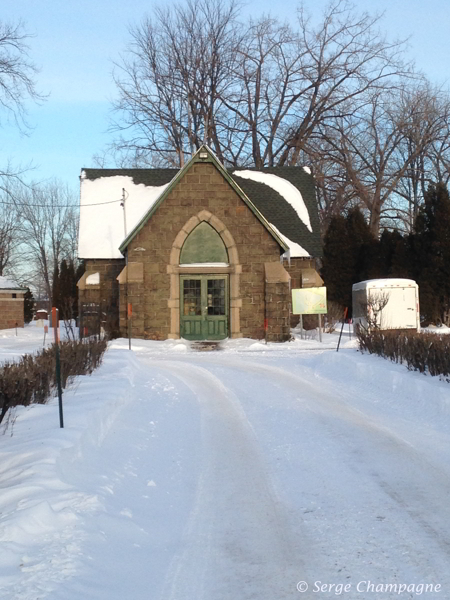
[357,329,450,379]
[0,339,108,425]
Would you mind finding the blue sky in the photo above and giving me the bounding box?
[1,0,449,190]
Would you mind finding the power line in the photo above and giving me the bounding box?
[0,198,123,208]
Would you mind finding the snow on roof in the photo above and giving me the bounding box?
[302,166,311,174]
[353,278,418,290]
[270,224,310,258]
[0,275,21,289]
[78,176,170,259]
[232,170,312,233]
[86,272,100,285]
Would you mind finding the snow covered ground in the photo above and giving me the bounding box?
[1,329,450,599]
[0,321,78,363]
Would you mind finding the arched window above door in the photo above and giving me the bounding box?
[179,221,228,265]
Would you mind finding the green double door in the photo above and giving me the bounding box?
[180,275,228,340]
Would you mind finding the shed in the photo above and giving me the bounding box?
[0,276,26,330]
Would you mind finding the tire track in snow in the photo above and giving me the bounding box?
[186,356,450,585]
[150,360,310,600]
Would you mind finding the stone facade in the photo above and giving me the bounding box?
[77,148,326,342]
[117,161,283,340]
[285,257,317,327]
[285,257,316,289]
[78,259,125,335]
[265,281,291,342]
[0,292,25,330]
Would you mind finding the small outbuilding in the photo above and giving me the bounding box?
[78,146,323,342]
[0,276,26,330]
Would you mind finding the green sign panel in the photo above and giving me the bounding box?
[292,287,327,315]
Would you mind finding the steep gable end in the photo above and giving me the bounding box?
[119,146,288,254]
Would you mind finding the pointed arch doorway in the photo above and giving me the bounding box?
[167,211,242,341]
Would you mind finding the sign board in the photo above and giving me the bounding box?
[292,287,327,314]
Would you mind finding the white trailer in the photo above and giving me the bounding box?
[352,278,420,332]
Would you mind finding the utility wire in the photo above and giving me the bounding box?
[0,198,123,208]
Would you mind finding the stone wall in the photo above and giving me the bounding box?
[285,257,316,289]
[0,292,24,330]
[265,281,291,342]
[120,160,282,340]
[79,258,125,335]
[285,257,318,328]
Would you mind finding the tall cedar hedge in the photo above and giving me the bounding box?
[321,184,450,324]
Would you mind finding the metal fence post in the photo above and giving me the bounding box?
[52,307,64,428]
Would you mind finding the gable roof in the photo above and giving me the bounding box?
[118,146,288,254]
[231,167,322,258]
[0,275,25,291]
[79,146,322,259]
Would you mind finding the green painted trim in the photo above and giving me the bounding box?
[180,274,229,340]
[119,145,289,253]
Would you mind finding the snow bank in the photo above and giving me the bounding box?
[0,322,79,364]
[233,170,312,232]
[0,347,141,598]
[1,331,450,598]
[79,175,170,259]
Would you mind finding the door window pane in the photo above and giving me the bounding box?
[183,279,201,315]
[207,279,226,315]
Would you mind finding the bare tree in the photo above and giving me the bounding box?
[0,19,43,130]
[111,0,240,167]
[106,0,450,237]
[0,198,20,275]
[0,170,33,277]
[15,181,79,306]
[0,19,45,277]
[108,0,410,169]
[312,80,446,236]
[392,83,450,227]
[356,290,390,331]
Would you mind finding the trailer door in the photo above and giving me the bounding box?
[382,287,417,329]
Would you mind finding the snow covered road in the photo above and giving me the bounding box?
[1,339,450,599]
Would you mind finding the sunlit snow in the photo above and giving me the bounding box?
[0,276,21,289]
[85,272,100,285]
[270,223,310,258]
[79,175,170,259]
[1,324,450,599]
[233,170,313,232]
